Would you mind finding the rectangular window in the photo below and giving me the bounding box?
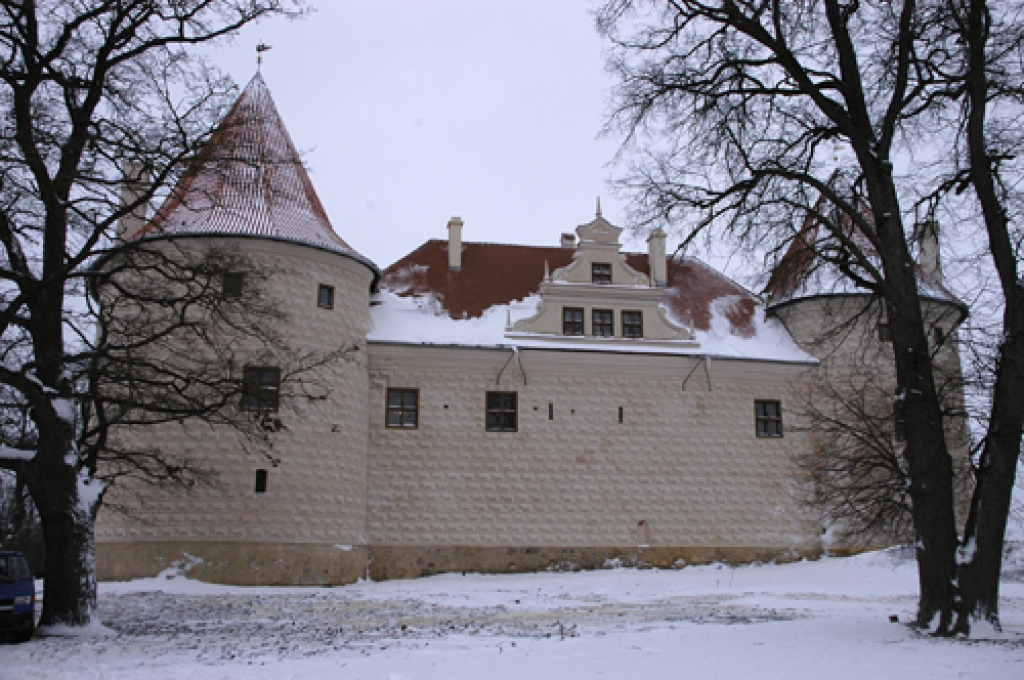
[254,469,268,494]
[755,400,783,438]
[386,388,419,428]
[592,262,612,284]
[622,311,643,338]
[563,307,584,336]
[593,309,614,337]
[486,391,517,432]
[933,327,945,346]
[877,323,893,342]
[318,284,335,309]
[241,367,280,412]
[222,272,245,299]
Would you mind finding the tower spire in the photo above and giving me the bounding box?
[596,196,602,218]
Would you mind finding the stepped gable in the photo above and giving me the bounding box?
[380,239,758,334]
[137,74,372,267]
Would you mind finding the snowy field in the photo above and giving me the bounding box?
[7,548,1024,679]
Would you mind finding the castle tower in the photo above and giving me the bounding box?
[96,74,378,585]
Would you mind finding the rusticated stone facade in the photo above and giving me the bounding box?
[96,237,375,584]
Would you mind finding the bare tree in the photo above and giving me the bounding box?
[0,1,305,628]
[598,0,964,630]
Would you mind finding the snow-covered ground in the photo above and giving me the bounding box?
[8,548,1024,679]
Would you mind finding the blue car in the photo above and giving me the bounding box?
[0,551,34,643]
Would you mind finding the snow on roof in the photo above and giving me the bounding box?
[368,290,815,364]
[134,74,375,272]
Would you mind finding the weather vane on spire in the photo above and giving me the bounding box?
[256,42,272,72]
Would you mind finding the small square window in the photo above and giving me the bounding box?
[592,262,612,284]
[241,366,280,412]
[318,284,335,309]
[222,272,245,299]
[593,309,614,337]
[486,391,517,432]
[254,469,268,494]
[755,400,783,438]
[877,323,893,342]
[563,307,584,336]
[622,311,643,338]
[386,388,418,428]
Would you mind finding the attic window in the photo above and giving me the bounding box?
[592,263,612,284]
[622,311,643,339]
[318,284,334,309]
[593,309,614,337]
[563,307,584,336]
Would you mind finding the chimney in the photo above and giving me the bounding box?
[447,216,463,271]
[647,227,667,286]
[560,232,576,248]
[916,220,942,282]
[117,160,149,242]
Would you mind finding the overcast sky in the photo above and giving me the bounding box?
[207,0,633,269]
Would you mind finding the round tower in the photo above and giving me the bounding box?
[95,75,378,585]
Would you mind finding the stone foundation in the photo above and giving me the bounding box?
[367,545,821,581]
[97,541,368,586]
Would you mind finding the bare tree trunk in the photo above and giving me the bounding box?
[954,0,1024,633]
[26,427,101,627]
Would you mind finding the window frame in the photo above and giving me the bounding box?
[592,262,612,284]
[254,469,268,494]
[622,310,643,339]
[386,388,419,429]
[755,399,783,438]
[592,308,614,337]
[485,391,518,432]
[222,271,245,300]
[241,366,280,413]
[317,284,335,309]
[562,307,584,336]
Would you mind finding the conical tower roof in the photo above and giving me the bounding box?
[138,74,375,273]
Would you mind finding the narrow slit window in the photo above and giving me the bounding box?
[318,284,335,309]
[548,403,554,421]
[254,469,268,494]
[618,406,624,424]
[755,400,783,438]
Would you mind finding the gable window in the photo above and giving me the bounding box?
[622,311,643,339]
[592,262,612,284]
[563,307,584,335]
[386,388,419,428]
[755,400,783,438]
[486,391,517,432]
[593,309,614,337]
[877,323,893,342]
[254,469,268,494]
[222,272,245,299]
[241,366,280,412]
[318,284,335,309]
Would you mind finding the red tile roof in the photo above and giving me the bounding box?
[135,74,373,269]
[381,239,759,334]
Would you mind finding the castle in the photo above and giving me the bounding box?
[95,75,967,585]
